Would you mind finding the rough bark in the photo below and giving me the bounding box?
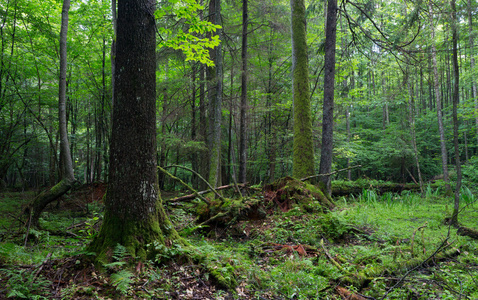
[88,0,181,261]
[28,0,75,228]
[238,0,248,184]
[319,0,337,194]
[450,0,461,225]
[291,0,314,179]
[206,0,223,188]
[428,1,450,192]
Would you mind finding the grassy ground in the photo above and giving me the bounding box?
[0,183,477,299]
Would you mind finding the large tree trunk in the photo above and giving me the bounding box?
[238,0,248,184]
[206,0,223,188]
[88,0,181,260]
[291,0,314,179]
[450,0,461,225]
[318,0,337,194]
[28,0,75,228]
[428,1,450,192]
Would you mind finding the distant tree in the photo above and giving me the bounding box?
[291,0,314,179]
[88,0,182,259]
[318,0,337,194]
[427,0,450,192]
[28,0,76,228]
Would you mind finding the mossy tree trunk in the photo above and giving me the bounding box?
[29,0,75,228]
[318,0,337,195]
[291,0,314,179]
[88,0,181,261]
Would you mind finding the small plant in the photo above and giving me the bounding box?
[1,268,51,299]
[103,244,134,295]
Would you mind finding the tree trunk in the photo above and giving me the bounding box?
[428,1,450,192]
[450,0,461,225]
[319,0,337,194]
[88,0,181,260]
[467,0,478,149]
[238,0,248,184]
[407,71,424,194]
[291,0,314,179]
[28,0,75,228]
[206,0,223,188]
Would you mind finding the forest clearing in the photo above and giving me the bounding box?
[1,179,478,299]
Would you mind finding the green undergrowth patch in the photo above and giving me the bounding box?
[1,186,478,299]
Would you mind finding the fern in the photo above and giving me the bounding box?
[110,270,134,295]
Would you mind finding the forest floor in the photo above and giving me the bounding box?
[0,182,478,299]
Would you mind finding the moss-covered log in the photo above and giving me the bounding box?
[26,178,74,228]
[331,181,433,197]
[264,176,335,211]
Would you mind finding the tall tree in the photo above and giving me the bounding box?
[428,0,450,192]
[238,0,248,184]
[290,0,314,179]
[450,0,461,225]
[318,0,337,193]
[467,0,478,148]
[206,0,223,188]
[28,0,76,228]
[88,0,181,259]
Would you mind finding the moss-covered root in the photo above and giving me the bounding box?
[87,203,185,266]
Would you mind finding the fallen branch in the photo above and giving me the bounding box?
[167,184,246,202]
[162,165,225,202]
[158,166,211,205]
[300,165,362,182]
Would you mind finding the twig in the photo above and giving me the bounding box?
[158,166,211,205]
[300,165,362,181]
[320,239,344,271]
[24,213,32,247]
[163,165,225,202]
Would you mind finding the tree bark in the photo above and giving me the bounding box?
[450,0,461,225]
[28,0,75,228]
[88,0,181,260]
[206,0,223,188]
[318,0,337,194]
[428,1,450,192]
[291,0,314,179]
[238,0,248,184]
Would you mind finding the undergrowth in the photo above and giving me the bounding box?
[0,183,477,299]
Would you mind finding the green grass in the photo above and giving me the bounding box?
[0,187,477,299]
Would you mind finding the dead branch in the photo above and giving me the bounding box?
[300,165,362,182]
[167,183,246,202]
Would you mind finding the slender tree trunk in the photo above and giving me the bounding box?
[206,0,223,188]
[291,0,314,179]
[238,0,248,184]
[467,0,478,149]
[407,71,424,194]
[450,0,461,225]
[28,0,75,227]
[88,0,182,260]
[319,0,337,194]
[428,1,450,191]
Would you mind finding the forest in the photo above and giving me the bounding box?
[1,0,478,298]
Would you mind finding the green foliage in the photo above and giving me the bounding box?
[1,268,51,299]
